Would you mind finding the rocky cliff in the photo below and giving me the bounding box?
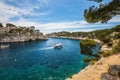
[68,54,120,80]
[0,23,48,43]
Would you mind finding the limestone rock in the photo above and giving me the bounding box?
[101,73,117,80]
[108,65,120,77]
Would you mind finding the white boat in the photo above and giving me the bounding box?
[0,45,9,49]
[54,43,62,48]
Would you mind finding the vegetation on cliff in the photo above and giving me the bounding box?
[89,25,120,45]
[48,24,120,45]
[80,39,120,64]
[80,39,100,64]
[80,39,96,55]
[0,23,47,42]
[113,40,120,53]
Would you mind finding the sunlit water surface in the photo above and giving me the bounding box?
[0,38,88,80]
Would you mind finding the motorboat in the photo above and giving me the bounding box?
[54,43,62,48]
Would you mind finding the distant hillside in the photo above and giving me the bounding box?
[47,25,120,45]
[0,23,48,43]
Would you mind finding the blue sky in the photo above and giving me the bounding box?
[0,0,120,33]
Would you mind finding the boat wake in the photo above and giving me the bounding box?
[40,47,54,50]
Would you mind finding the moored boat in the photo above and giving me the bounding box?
[0,45,9,49]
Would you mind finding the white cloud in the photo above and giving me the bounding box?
[8,18,111,34]
[0,1,20,23]
[9,18,37,27]
[31,10,53,16]
[109,15,120,23]
[36,21,111,33]
[0,0,51,23]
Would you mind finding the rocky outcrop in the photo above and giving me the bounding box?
[0,35,48,43]
[101,65,120,80]
[0,23,48,43]
[101,73,117,80]
[100,44,112,52]
[108,65,120,77]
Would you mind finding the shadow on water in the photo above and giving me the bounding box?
[54,47,63,50]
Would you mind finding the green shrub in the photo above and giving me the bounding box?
[102,52,111,57]
[80,39,96,55]
[68,75,73,78]
[89,60,96,65]
[113,40,120,53]
[83,57,92,62]
[106,42,112,47]
[93,54,101,58]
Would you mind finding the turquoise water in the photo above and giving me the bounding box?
[0,38,88,80]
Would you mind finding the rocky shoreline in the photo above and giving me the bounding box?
[0,36,48,43]
[67,53,120,80]
[0,23,48,44]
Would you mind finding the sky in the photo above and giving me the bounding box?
[0,0,120,34]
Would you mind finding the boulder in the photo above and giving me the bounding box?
[101,73,117,80]
[108,65,120,77]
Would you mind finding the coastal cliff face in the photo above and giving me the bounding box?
[68,54,120,80]
[0,23,48,43]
